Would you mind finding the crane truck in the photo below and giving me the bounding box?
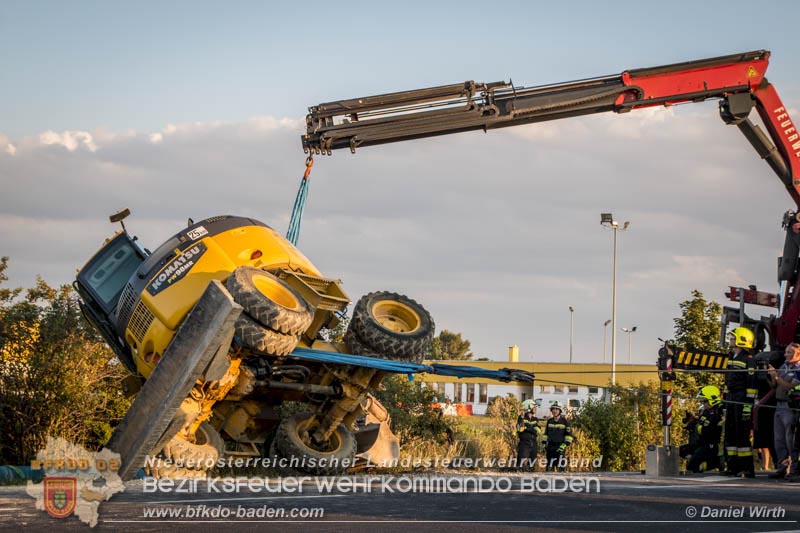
[301,49,799,354]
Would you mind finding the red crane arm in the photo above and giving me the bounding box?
[303,49,799,205]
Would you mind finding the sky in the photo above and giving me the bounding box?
[1,0,799,364]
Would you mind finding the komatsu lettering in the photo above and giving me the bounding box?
[147,243,207,295]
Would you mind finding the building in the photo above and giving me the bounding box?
[418,347,656,416]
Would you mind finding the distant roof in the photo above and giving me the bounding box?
[419,361,656,387]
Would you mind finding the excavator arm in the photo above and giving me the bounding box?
[303,49,799,205]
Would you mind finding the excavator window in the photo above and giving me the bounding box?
[78,234,144,313]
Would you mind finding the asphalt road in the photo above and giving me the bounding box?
[2,472,799,532]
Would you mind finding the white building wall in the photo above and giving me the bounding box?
[426,381,605,417]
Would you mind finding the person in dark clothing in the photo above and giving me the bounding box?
[516,399,541,470]
[686,386,724,473]
[680,408,702,461]
[543,401,573,472]
[723,327,758,477]
[754,351,783,472]
[767,343,800,480]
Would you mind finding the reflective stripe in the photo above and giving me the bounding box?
[726,447,738,456]
[564,436,574,443]
[549,424,566,429]
[738,449,753,457]
[728,360,747,368]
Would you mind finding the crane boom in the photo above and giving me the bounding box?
[303,49,799,205]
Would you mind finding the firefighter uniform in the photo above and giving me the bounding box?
[543,402,573,471]
[687,386,724,473]
[516,410,541,470]
[723,327,758,477]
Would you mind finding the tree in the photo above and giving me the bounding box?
[673,289,723,352]
[429,329,473,360]
[0,260,132,465]
[670,289,724,432]
[374,374,452,445]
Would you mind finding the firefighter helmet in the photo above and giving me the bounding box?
[521,399,535,411]
[729,326,754,349]
[697,385,722,407]
[550,401,563,412]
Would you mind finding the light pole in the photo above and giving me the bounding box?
[600,213,630,386]
[621,326,638,363]
[569,306,574,363]
[603,319,611,362]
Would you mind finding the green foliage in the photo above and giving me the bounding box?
[0,262,132,464]
[320,315,349,343]
[671,289,724,400]
[375,374,452,445]
[485,394,521,453]
[429,329,473,360]
[673,289,723,352]
[574,383,661,471]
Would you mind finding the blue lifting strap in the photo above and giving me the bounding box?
[286,156,314,246]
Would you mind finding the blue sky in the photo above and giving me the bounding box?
[2,1,798,137]
[1,1,799,363]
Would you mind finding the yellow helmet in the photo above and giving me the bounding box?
[697,385,722,407]
[730,326,754,349]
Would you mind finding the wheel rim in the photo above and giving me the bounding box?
[252,274,301,310]
[371,300,421,334]
[296,417,343,454]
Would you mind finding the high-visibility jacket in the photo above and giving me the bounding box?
[516,412,541,442]
[724,349,757,402]
[695,406,723,446]
[543,415,573,447]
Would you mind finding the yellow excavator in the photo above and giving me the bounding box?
[76,209,433,478]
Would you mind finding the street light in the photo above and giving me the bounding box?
[600,213,631,386]
[569,306,574,363]
[621,326,638,363]
[602,319,611,362]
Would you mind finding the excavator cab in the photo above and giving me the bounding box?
[74,231,146,373]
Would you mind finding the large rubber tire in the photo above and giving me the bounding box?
[343,329,381,358]
[235,314,298,356]
[349,291,434,362]
[227,266,314,336]
[274,412,357,476]
[148,422,224,479]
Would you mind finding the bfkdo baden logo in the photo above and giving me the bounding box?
[27,437,125,527]
[44,477,77,518]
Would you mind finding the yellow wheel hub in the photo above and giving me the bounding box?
[371,301,421,334]
[297,417,342,453]
[252,274,300,310]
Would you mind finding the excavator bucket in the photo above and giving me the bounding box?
[353,394,400,468]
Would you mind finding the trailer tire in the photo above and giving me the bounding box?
[227,267,314,335]
[235,314,298,356]
[349,292,434,362]
[274,412,356,476]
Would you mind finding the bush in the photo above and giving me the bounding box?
[0,261,131,465]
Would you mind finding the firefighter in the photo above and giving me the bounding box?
[516,399,541,470]
[542,401,573,472]
[723,326,758,477]
[686,386,724,473]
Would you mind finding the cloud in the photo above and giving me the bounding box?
[0,106,795,363]
[38,130,98,152]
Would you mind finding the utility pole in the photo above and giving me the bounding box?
[601,214,630,386]
[569,306,574,363]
